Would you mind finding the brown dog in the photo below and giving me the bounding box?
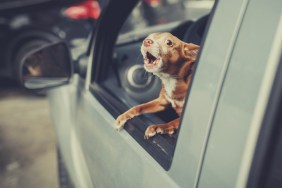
[115,32,200,139]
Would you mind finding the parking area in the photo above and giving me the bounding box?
[0,79,58,188]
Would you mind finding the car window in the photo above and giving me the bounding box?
[90,0,215,170]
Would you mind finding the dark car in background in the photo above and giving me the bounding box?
[0,0,94,83]
[1,0,282,188]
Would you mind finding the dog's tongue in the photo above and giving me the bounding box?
[145,59,158,69]
[145,59,151,64]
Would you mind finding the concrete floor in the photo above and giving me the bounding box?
[0,79,59,188]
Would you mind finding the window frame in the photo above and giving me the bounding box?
[86,0,218,170]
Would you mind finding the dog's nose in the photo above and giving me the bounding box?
[143,39,153,47]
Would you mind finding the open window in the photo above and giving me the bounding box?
[90,0,215,170]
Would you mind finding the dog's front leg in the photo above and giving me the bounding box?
[144,118,180,139]
[115,97,169,130]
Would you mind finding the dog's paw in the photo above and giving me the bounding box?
[115,114,130,130]
[115,117,126,130]
[144,125,160,139]
[144,126,155,139]
[144,124,175,139]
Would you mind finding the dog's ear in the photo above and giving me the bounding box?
[183,43,200,60]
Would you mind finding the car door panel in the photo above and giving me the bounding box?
[169,0,250,187]
[48,80,94,188]
[75,89,179,188]
[198,0,282,187]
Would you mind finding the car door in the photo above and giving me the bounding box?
[48,0,282,188]
[67,0,247,187]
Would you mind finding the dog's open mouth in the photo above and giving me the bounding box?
[144,52,159,68]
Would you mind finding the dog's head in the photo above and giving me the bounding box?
[141,32,200,74]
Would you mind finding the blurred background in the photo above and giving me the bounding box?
[0,0,213,187]
[0,1,95,187]
[0,79,58,188]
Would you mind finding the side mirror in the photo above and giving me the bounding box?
[19,42,73,90]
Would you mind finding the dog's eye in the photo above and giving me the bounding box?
[165,39,173,46]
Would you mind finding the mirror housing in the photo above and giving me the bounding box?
[19,42,73,91]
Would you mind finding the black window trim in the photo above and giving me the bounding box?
[90,0,139,82]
